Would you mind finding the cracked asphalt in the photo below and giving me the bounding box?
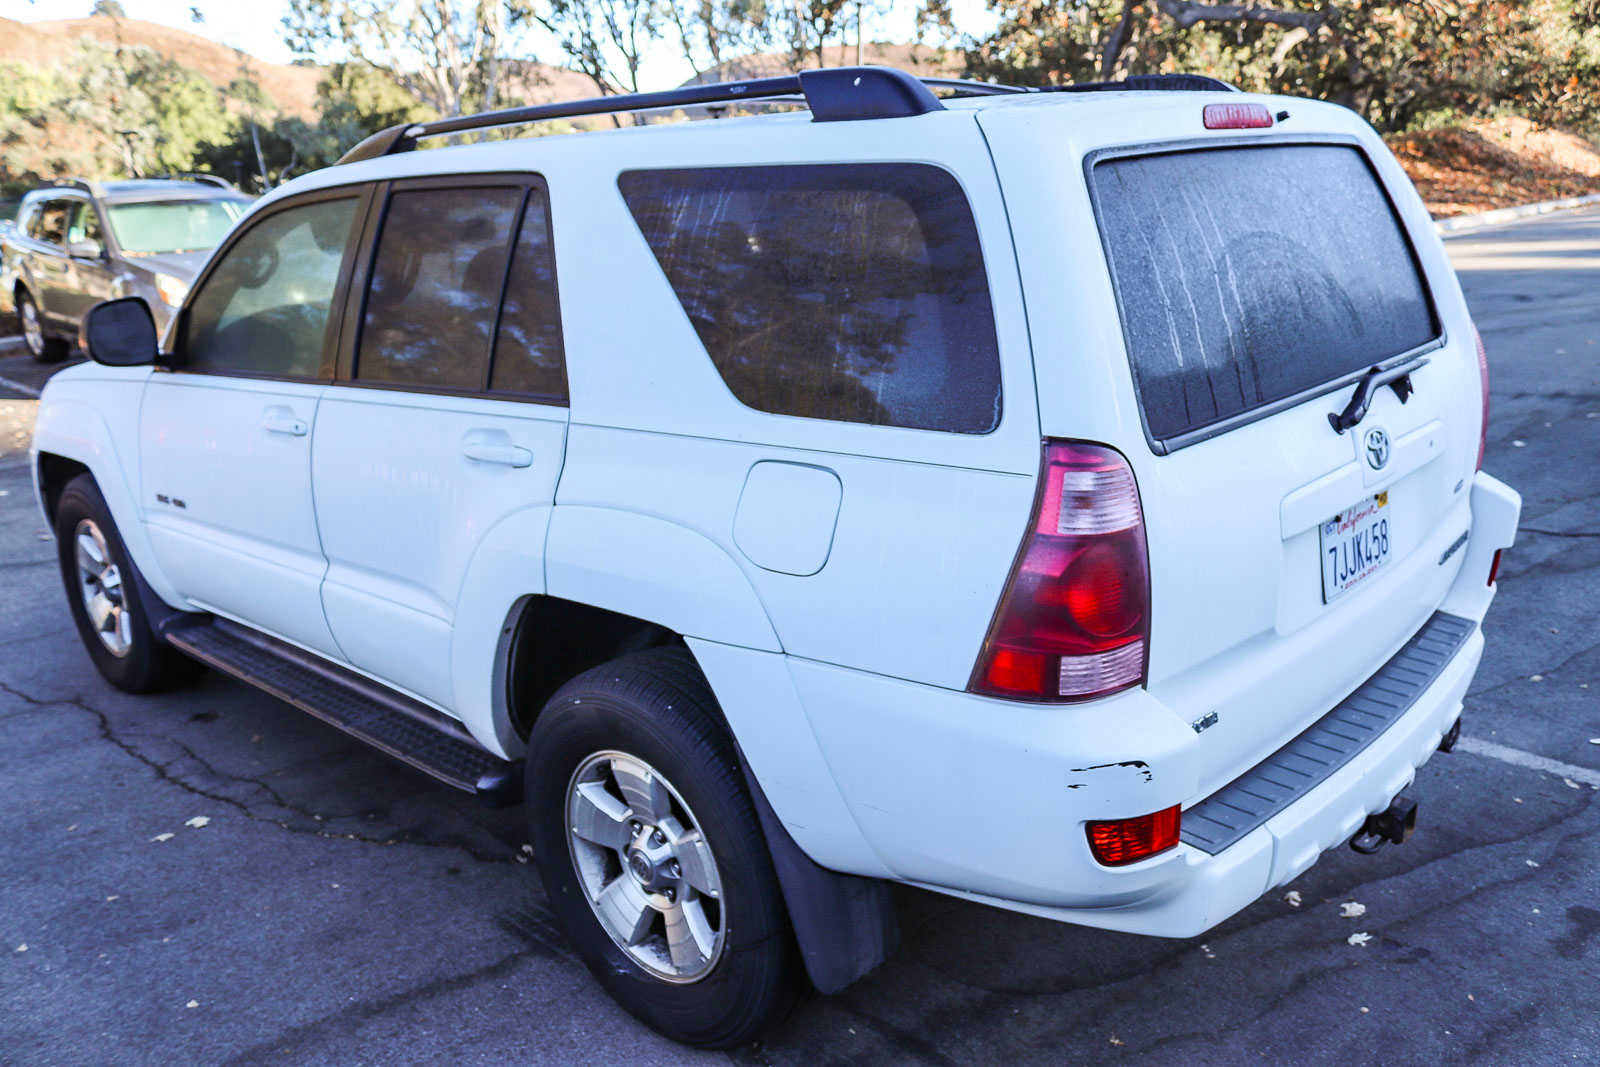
[2,208,1597,1065]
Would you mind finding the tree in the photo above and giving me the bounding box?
[533,0,660,94]
[55,40,233,176]
[282,0,524,117]
[659,0,766,76]
[90,0,127,17]
[962,0,1600,130]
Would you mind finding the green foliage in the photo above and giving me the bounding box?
[964,0,1600,132]
[59,40,235,174]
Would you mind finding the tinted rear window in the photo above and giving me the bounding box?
[358,186,522,391]
[619,164,1002,434]
[1092,143,1438,443]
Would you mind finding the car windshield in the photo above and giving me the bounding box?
[106,198,250,256]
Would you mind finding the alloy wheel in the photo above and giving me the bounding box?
[564,750,726,983]
[73,518,132,658]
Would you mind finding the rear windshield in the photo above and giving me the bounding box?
[1092,143,1438,444]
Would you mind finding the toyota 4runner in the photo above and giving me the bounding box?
[33,68,1521,1047]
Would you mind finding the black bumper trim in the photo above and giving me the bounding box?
[1180,611,1475,855]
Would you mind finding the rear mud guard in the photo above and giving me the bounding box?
[737,751,899,994]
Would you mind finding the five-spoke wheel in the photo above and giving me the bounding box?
[73,518,132,658]
[566,751,725,982]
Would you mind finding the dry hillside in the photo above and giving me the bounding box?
[0,15,322,117]
[1387,116,1600,217]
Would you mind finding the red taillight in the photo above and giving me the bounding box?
[1087,806,1181,866]
[1203,102,1274,130]
[970,442,1150,702]
[1487,548,1503,587]
[1474,326,1490,471]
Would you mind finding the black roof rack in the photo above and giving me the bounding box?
[1047,73,1238,94]
[336,65,1238,166]
[146,172,239,190]
[339,66,944,165]
[47,178,101,196]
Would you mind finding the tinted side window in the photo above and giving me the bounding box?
[67,202,102,247]
[489,185,566,400]
[619,164,1002,434]
[184,197,358,378]
[357,186,521,391]
[31,200,73,246]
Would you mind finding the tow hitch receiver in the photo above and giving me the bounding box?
[1438,716,1462,753]
[1350,795,1418,855]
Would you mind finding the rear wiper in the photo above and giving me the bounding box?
[1328,355,1430,434]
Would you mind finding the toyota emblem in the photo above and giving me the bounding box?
[1364,427,1390,470]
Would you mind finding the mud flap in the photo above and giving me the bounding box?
[737,754,899,994]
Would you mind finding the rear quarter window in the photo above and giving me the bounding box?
[619,163,1002,434]
[1091,142,1438,445]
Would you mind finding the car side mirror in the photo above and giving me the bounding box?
[68,238,105,260]
[83,298,158,367]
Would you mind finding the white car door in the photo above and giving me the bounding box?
[140,190,369,657]
[312,175,570,712]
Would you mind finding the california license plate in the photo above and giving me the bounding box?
[1320,492,1391,603]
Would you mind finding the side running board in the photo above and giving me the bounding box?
[161,616,520,805]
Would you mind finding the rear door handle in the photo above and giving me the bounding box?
[462,439,532,468]
[261,406,308,436]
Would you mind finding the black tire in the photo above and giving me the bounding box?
[525,647,799,1048]
[54,474,200,693]
[17,290,69,363]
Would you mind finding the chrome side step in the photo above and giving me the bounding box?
[161,616,518,803]
[1181,611,1475,855]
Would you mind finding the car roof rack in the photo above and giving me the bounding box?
[336,65,1237,166]
[1047,73,1238,94]
[339,66,945,164]
[48,178,101,196]
[146,172,238,190]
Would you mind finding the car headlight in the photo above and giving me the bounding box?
[154,273,189,307]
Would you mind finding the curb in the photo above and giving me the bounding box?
[1436,192,1600,236]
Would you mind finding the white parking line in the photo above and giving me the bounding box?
[1457,736,1600,788]
[0,374,41,398]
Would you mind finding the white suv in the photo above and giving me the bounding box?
[35,68,1520,1047]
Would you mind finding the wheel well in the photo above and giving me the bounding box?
[36,453,90,524]
[504,596,681,740]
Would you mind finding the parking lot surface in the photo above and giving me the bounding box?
[2,209,1597,1065]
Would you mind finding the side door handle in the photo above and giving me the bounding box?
[463,441,533,468]
[462,430,532,468]
[261,406,309,437]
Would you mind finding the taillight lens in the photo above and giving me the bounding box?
[1087,806,1181,866]
[1475,326,1490,471]
[970,442,1150,702]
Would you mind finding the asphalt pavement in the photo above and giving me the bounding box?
[1,208,1596,1066]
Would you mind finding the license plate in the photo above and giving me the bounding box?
[1320,492,1391,603]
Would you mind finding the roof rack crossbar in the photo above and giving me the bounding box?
[338,66,944,165]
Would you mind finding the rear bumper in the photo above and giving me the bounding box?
[784,472,1519,937]
[939,623,1481,937]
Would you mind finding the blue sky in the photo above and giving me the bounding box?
[2,0,994,90]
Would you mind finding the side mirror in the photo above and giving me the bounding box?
[83,298,158,367]
[68,238,105,260]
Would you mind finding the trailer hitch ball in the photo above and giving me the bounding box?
[1350,795,1418,855]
